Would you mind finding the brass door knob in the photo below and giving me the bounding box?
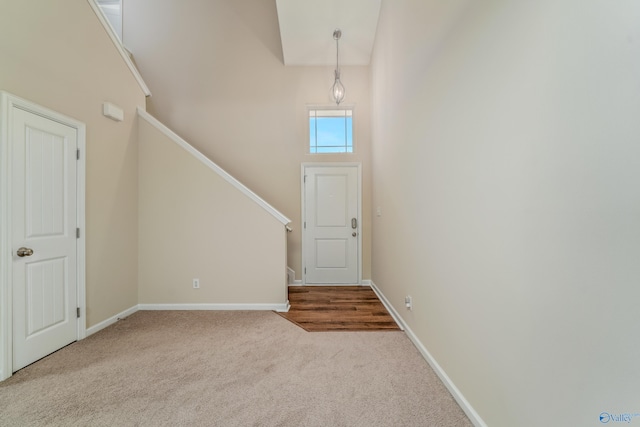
[16,247,34,257]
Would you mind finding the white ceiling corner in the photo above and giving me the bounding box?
[275,0,382,66]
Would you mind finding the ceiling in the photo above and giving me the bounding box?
[275,0,382,66]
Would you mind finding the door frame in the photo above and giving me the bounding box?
[0,92,86,381]
[301,162,362,285]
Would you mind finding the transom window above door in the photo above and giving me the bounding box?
[308,108,353,154]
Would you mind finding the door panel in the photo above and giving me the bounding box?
[26,257,67,335]
[26,126,67,237]
[316,175,348,226]
[304,165,359,284]
[316,239,348,268]
[12,107,78,371]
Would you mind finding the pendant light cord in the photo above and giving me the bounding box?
[336,33,340,72]
[334,29,342,76]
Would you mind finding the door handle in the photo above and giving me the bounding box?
[17,247,34,257]
[351,218,357,229]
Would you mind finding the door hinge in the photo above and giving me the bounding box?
[76,228,80,238]
[76,149,80,160]
[304,267,306,274]
[304,222,306,229]
[76,307,81,318]
[304,175,307,183]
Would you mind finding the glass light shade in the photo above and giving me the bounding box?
[332,70,345,105]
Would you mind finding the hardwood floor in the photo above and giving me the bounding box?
[277,286,400,332]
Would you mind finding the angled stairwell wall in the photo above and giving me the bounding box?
[0,0,148,330]
[137,110,290,310]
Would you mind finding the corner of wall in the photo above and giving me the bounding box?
[369,281,487,427]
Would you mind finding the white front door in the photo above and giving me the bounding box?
[303,164,360,284]
[11,107,79,371]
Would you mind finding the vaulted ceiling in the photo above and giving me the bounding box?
[275,0,381,66]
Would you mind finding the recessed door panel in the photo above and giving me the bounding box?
[315,239,348,268]
[315,175,348,227]
[26,127,66,238]
[26,257,67,336]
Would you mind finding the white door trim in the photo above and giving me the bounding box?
[0,92,86,381]
[301,162,362,285]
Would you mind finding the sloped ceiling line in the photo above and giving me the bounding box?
[275,0,381,66]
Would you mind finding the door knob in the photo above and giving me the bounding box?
[17,247,34,257]
[352,232,357,237]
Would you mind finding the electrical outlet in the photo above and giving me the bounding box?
[193,278,200,289]
[376,206,382,217]
[405,295,412,310]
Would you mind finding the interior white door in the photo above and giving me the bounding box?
[303,165,359,284]
[12,107,78,371]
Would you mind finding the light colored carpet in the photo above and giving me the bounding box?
[0,311,472,426]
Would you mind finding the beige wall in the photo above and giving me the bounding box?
[371,1,640,426]
[0,0,146,327]
[138,115,287,305]
[124,0,372,281]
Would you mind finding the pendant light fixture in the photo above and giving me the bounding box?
[331,29,345,105]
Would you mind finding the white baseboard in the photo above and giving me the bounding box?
[287,267,303,285]
[86,305,139,336]
[138,303,290,312]
[86,301,290,337]
[279,301,291,313]
[369,281,487,427]
[295,283,366,286]
[368,281,404,332]
[288,281,369,287]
